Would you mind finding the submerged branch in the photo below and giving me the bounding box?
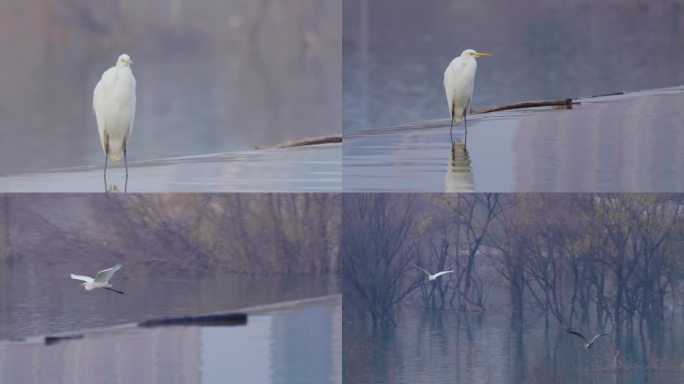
[471,91,624,115]
[472,98,579,114]
[255,134,342,150]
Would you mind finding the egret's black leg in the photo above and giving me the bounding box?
[124,143,128,193]
[104,135,109,192]
[450,117,454,143]
[449,105,455,143]
[463,110,468,146]
[104,287,124,294]
[104,157,108,192]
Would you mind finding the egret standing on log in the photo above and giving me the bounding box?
[443,49,492,144]
[93,54,137,191]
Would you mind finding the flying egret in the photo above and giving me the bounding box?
[565,330,608,349]
[93,53,137,190]
[443,49,492,144]
[71,264,124,294]
[415,265,455,281]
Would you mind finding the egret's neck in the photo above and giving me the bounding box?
[113,67,135,93]
[461,55,477,65]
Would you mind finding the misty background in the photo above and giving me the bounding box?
[0,0,341,176]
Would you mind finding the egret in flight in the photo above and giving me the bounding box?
[93,54,137,191]
[565,330,608,350]
[443,49,492,144]
[415,265,455,281]
[71,264,124,294]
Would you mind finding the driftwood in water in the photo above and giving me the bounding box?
[256,134,342,150]
[45,334,83,345]
[471,91,625,115]
[472,98,579,114]
[139,313,248,327]
[589,91,624,98]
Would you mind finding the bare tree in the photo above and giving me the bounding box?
[342,194,422,327]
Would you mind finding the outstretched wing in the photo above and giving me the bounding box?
[565,330,588,342]
[590,333,608,344]
[432,270,455,279]
[94,264,122,284]
[414,265,432,277]
[70,274,94,283]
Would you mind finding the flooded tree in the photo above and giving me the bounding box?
[0,194,340,275]
[343,193,684,335]
[342,194,422,327]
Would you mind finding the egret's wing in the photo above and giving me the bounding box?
[93,66,117,153]
[565,330,588,342]
[70,274,94,283]
[444,67,454,118]
[126,72,136,143]
[590,333,608,344]
[94,264,122,283]
[432,270,455,278]
[443,57,463,120]
[414,265,431,276]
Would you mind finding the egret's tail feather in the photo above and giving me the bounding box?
[106,142,125,162]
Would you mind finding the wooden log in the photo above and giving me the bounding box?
[255,134,342,150]
[471,99,581,114]
[139,313,248,327]
[44,334,83,346]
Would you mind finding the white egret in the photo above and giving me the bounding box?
[443,49,492,144]
[71,264,124,294]
[565,330,608,350]
[415,265,455,281]
[93,54,137,190]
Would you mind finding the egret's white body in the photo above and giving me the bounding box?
[415,265,455,281]
[71,264,124,294]
[443,49,491,143]
[93,54,136,186]
[565,330,608,350]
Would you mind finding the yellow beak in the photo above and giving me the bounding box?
[474,52,493,57]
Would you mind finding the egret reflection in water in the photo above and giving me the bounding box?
[445,141,474,192]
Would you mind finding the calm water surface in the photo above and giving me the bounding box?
[0,260,338,341]
[343,87,684,192]
[0,144,341,192]
[344,305,684,384]
[0,295,341,384]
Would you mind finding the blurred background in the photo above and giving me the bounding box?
[343,0,684,132]
[0,0,341,176]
